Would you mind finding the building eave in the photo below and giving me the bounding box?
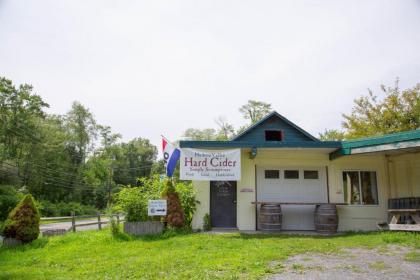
[179,140,341,149]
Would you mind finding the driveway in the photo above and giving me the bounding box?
[269,245,420,280]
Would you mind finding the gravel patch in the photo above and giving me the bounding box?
[269,246,420,280]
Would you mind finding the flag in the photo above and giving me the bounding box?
[162,136,180,177]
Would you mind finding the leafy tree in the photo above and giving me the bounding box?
[320,79,420,140]
[2,194,40,243]
[65,101,98,164]
[112,138,157,186]
[0,185,23,221]
[183,128,218,140]
[215,116,235,140]
[342,80,420,139]
[318,129,345,141]
[0,77,49,164]
[239,100,272,124]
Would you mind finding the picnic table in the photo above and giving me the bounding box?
[388,208,420,232]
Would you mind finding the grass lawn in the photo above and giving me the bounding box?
[0,229,419,280]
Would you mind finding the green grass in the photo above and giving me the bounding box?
[368,261,387,270]
[0,230,418,280]
[405,251,420,262]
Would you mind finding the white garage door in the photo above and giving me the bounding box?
[257,166,328,230]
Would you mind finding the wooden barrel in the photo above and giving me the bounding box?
[314,204,338,233]
[259,204,282,232]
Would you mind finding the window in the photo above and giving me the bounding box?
[304,170,319,179]
[284,170,299,179]
[265,170,279,179]
[265,130,282,141]
[342,171,378,205]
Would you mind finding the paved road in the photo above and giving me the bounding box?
[40,217,111,232]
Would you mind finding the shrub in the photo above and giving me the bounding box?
[2,194,40,243]
[114,187,149,222]
[174,181,199,228]
[163,180,185,228]
[115,177,163,222]
[203,213,211,231]
[114,175,198,226]
[108,210,120,236]
[0,185,23,221]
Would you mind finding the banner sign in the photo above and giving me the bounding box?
[180,148,241,181]
[148,200,167,216]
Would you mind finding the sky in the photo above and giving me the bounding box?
[1,0,420,153]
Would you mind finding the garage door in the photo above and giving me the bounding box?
[257,166,327,230]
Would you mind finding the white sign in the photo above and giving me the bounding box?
[180,148,241,181]
[148,200,167,216]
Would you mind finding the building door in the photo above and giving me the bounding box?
[210,181,237,228]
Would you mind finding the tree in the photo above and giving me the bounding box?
[65,101,98,164]
[0,77,49,162]
[112,137,157,185]
[239,100,272,124]
[215,116,235,140]
[318,129,345,141]
[183,128,218,140]
[319,79,420,140]
[342,79,420,139]
[2,194,40,243]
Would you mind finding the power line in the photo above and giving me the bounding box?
[1,161,156,190]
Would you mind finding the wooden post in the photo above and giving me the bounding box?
[97,213,102,230]
[71,211,76,232]
[116,213,120,225]
[325,166,330,203]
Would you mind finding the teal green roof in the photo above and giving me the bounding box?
[330,130,420,160]
[341,130,420,148]
[179,140,341,149]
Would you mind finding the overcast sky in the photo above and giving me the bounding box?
[1,0,420,152]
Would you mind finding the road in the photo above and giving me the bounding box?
[40,217,111,232]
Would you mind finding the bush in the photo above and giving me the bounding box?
[203,213,211,231]
[174,181,199,228]
[0,185,23,221]
[163,180,185,229]
[114,187,147,222]
[108,210,120,236]
[114,175,198,226]
[2,194,40,243]
[115,176,163,222]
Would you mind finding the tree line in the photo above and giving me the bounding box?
[0,77,158,211]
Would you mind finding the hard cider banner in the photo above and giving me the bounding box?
[180,148,241,181]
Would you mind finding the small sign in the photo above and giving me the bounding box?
[240,188,254,193]
[148,200,167,216]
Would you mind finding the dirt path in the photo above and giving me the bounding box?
[269,246,420,280]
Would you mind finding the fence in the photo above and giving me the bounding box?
[40,213,125,233]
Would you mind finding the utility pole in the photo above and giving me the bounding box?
[107,166,113,207]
